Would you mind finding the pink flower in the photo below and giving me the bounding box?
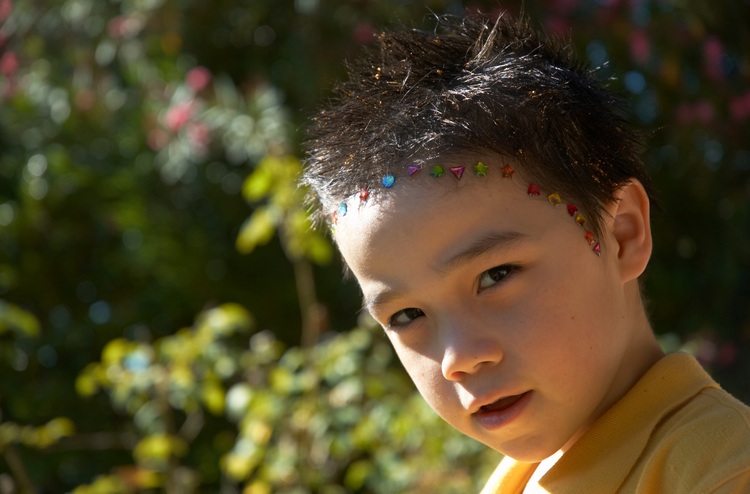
[551,0,580,14]
[108,16,127,38]
[352,23,375,45]
[544,17,570,37]
[703,37,724,82]
[729,90,750,121]
[694,336,718,367]
[629,30,650,65]
[716,341,737,368]
[0,0,11,22]
[675,100,715,125]
[186,66,212,92]
[693,100,715,124]
[186,121,210,152]
[164,101,194,131]
[0,51,18,77]
[107,16,143,39]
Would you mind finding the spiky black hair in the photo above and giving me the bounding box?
[303,13,656,237]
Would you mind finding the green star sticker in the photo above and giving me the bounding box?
[430,165,444,178]
[473,161,488,176]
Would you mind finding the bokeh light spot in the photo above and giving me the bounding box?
[89,300,112,325]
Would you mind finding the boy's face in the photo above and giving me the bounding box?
[334,157,643,462]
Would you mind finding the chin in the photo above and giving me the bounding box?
[488,439,564,464]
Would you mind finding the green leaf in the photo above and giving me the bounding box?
[0,300,40,337]
[236,207,276,254]
[242,164,274,202]
[344,459,374,490]
[133,433,188,469]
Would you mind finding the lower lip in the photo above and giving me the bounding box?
[473,391,532,431]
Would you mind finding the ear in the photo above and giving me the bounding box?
[607,179,652,283]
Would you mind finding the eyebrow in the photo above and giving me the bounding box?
[362,230,527,315]
[440,230,528,272]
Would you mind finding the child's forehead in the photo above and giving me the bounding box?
[338,161,520,224]
[334,152,520,210]
[331,154,602,258]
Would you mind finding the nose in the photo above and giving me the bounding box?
[440,317,504,381]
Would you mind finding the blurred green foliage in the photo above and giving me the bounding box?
[71,305,497,493]
[0,0,748,492]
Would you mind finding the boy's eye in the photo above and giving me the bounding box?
[388,307,425,328]
[478,264,515,291]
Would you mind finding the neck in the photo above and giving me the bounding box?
[562,285,664,453]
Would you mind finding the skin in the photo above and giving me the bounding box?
[334,156,664,465]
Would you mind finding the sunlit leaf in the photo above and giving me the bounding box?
[71,474,130,494]
[0,300,40,337]
[201,380,226,415]
[133,433,188,469]
[200,303,254,338]
[242,163,274,201]
[344,459,374,490]
[101,339,132,366]
[242,480,271,494]
[42,417,75,442]
[236,207,276,254]
[75,364,102,397]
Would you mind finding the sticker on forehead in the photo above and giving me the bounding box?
[331,161,601,255]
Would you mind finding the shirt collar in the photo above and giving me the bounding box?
[540,352,718,492]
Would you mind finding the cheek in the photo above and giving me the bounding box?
[525,265,623,367]
[388,337,447,399]
[534,253,613,313]
[508,262,612,354]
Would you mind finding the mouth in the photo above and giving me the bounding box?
[472,391,532,430]
[478,392,527,413]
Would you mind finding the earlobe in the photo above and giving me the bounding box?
[609,180,653,283]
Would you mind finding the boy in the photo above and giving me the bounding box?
[302,14,750,492]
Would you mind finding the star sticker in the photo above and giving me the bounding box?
[473,161,488,176]
[500,165,515,178]
[430,165,444,178]
[575,213,587,228]
[359,187,369,202]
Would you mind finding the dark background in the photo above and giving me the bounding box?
[0,0,748,492]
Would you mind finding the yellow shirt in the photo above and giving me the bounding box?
[480,353,750,493]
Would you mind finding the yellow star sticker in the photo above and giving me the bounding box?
[547,193,562,206]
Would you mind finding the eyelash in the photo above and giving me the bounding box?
[386,264,517,329]
[387,307,425,329]
[478,263,516,291]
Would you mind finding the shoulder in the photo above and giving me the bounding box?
[636,386,750,493]
[479,456,536,494]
